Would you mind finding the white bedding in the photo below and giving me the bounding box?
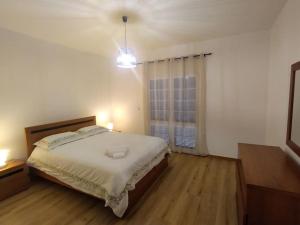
[27,131,169,217]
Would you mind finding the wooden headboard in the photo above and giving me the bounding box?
[25,116,96,157]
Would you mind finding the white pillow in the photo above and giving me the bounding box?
[34,132,81,150]
[77,125,108,137]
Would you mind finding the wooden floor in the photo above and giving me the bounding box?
[0,154,237,225]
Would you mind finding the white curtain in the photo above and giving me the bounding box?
[143,55,208,156]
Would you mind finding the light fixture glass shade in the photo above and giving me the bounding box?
[117,48,137,68]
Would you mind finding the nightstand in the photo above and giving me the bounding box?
[0,160,30,200]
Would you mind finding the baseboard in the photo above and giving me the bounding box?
[209,154,238,161]
[172,151,238,161]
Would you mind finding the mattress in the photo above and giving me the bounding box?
[27,131,169,217]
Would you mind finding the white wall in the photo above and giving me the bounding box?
[109,65,145,134]
[266,0,300,164]
[0,28,112,160]
[131,31,270,158]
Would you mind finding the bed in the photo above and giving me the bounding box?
[25,116,169,217]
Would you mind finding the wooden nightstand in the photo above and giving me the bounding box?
[0,160,30,201]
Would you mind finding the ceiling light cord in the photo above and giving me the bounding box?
[125,21,127,54]
[122,15,128,54]
[117,15,136,68]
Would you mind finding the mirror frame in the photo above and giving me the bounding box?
[287,61,300,157]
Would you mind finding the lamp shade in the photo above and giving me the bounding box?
[117,49,136,68]
[0,149,9,168]
[107,122,114,131]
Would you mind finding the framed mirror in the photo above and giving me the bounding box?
[287,61,300,157]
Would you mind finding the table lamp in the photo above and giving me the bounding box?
[0,149,9,168]
[107,122,114,131]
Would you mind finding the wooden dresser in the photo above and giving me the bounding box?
[236,143,300,225]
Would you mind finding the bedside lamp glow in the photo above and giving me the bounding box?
[0,149,9,168]
[107,122,114,131]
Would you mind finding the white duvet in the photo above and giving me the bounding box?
[27,131,169,217]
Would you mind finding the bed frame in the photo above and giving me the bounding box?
[25,116,168,216]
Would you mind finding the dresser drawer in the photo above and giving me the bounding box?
[237,143,300,225]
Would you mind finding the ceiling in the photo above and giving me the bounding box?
[0,0,287,57]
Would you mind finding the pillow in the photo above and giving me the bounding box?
[77,125,108,137]
[34,132,81,150]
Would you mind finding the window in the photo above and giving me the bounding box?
[174,76,196,148]
[175,125,196,148]
[149,79,169,121]
[150,76,196,149]
[149,79,169,143]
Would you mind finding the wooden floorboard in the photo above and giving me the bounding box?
[0,154,238,225]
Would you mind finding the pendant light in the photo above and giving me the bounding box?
[117,16,137,68]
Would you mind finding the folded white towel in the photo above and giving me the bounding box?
[105,146,129,159]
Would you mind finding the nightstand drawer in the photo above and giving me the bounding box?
[0,166,30,200]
